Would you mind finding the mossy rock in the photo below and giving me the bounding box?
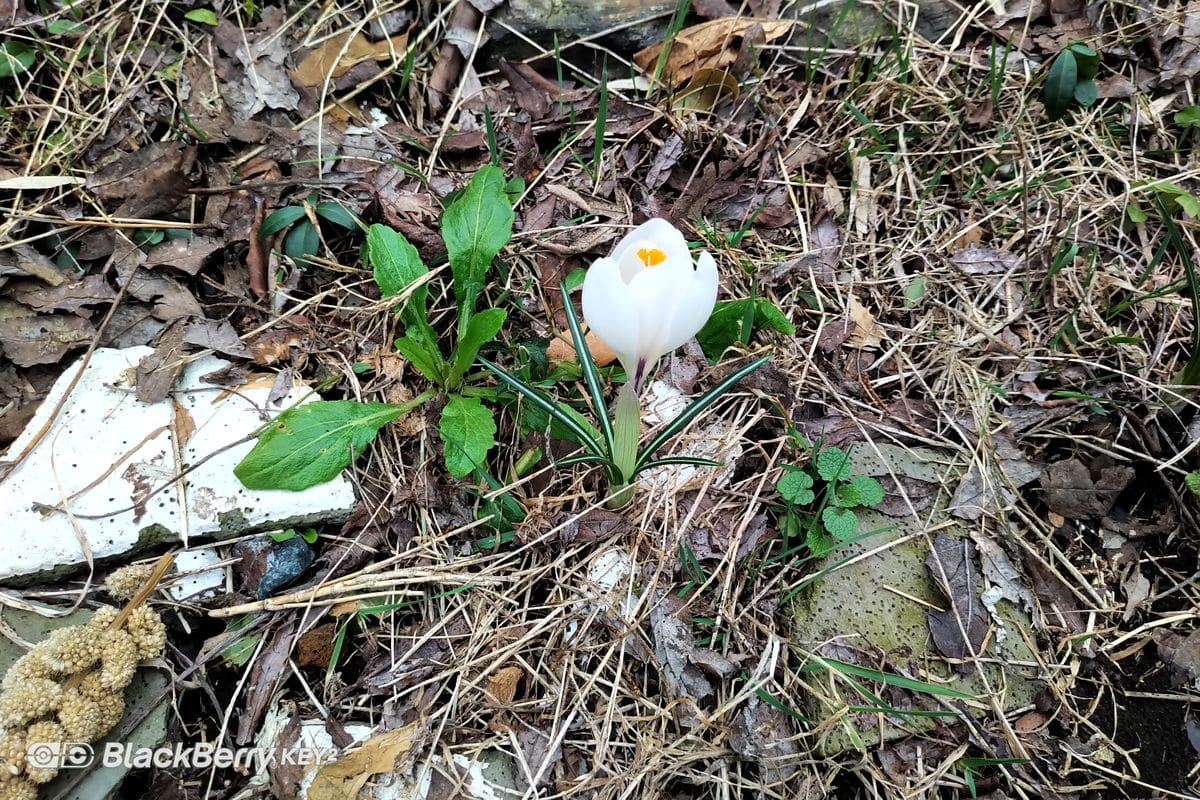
[788,447,1041,754]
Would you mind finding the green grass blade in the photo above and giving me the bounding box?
[478,356,608,460]
[802,655,976,700]
[560,284,615,457]
[640,456,723,470]
[633,355,770,472]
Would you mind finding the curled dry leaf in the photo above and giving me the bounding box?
[307,723,419,800]
[546,326,616,366]
[634,18,797,86]
[845,295,883,349]
[291,31,409,87]
[951,245,1023,275]
[143,236,224,275]
[7,274,116,313]
[925,533,989,662]
[486,665,523,705]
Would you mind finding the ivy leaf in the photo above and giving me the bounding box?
[439,395,497,478]
[816,446,853,483]
[822,507,858,541]
[441,166,514,330]
[806,525,836,558]
[234,401,404,490]
[777,470,815,506]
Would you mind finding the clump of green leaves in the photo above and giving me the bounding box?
[260,192,359,267]
[696,296,794,361]
[234,167,515,491]
[776,441,885,557]
[369,165,516,478]
[1043,42,1099,121]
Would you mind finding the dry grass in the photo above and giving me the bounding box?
[4,0,1200,797]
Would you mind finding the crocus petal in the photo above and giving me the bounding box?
[581,256,640,367]
[656,249,719,354]
[625,255,695,383]
[610,218,691,277]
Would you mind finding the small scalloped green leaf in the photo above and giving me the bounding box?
[778,470,815,506]
[822,507,858,541]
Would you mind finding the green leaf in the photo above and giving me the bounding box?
[284,220,320,264]
[0,41,36,78]
[849,474,884,507]
[563,267,587,292]
[1044,49,1078,121]
[315,200,358,229]
[393,335,444,384]
[450,306,506,386]
[368,224,432,335]
[221,616,263,666]
[1073,78,1097,107]
[815,446,852,482]
[801,656,976,700]
[834,482,862,508]
[903,276,927,308]
[1067,42,1099,78]
[696,298,793,360]
[755,298,796,334]
[1125,203,1148,223]
[1176,105,1200,130]
[259,205,306,238]
[441,165,515,328]
[777,470,815,505]
[479,355,607,461]
[561,284,615,458]
[822,507,858,541]
[184,8,219,25]
[1178,193,1200,218]
[47,20,86,35]
[1186,471,1200,496]
[439,395,497,478]
[234,400,404,490]
[805,524,835,557]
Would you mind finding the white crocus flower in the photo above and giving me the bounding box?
[582,218,719,392]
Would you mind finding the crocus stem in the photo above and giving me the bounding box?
[608,382,640,509]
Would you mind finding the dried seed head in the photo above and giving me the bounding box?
[0,779,36,800]
[0,679,62,729]
[39,627,103,674]
[0,728,25,781]
[98,630,138,691]
[125,606,167,661]
[104,564,156,602]
[22,721,66,784]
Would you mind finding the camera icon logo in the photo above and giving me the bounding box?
[26,742,94,770]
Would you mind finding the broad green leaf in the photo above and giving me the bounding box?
[0,41,35,78]
[777,470,815,506]
[259,205,306,238]
[822,507,858,540]
[563,267,587,292]
[441,166,514,328]
[368,224,432,335]
[450,307,506,386]
[1176,105,1200,130]
[393,335,444,384]
[439,395,497,478]
[47,20,86,35]
[805,525,835,558]
[697,298,794,360]
[234,400,404,490]
[1178,193,1200,217]
[903,276,927,308]
[1073,78,1097,107]
[1067,42,1099,78]
[1043,49,1078,121]
[184,8,219,25]
[284,220,320,264]
[315,200,358,229]
[815,446,852,482]
[834,482,863,508]
[1186,471,1200,496]
[849,474,884,506]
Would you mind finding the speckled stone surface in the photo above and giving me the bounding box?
[0,348,355,583]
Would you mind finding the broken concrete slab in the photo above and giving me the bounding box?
[789,447,1042,755]
[0,347,356,583]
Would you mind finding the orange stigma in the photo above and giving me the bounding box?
[637,247,666,267]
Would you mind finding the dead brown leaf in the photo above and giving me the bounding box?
[7,274,115,313]
[0,300,96,367]
[486,665,523,706]
[949,434,1043,520]
[926,533,989,661]
[1040,458,1134,519]
[245,321,311,365]
[291,31,409,87]
[546,327,616,367]
[136,319,191,404]
[650,591,717,713]
[634,18,797,86]
[951,245,1023,275]
[215,12,300,119]
[296,622,338,668]
[184,318,249,359]
[0,245,64,285]
[845,295,883,349]
[308,723,419,800]
[143,235,224,275]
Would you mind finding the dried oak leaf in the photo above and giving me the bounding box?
[7,274,115,313]
[291,31,409,87]
[136,318,191,404]
[634,18,797,86]
[143,236,224,275]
